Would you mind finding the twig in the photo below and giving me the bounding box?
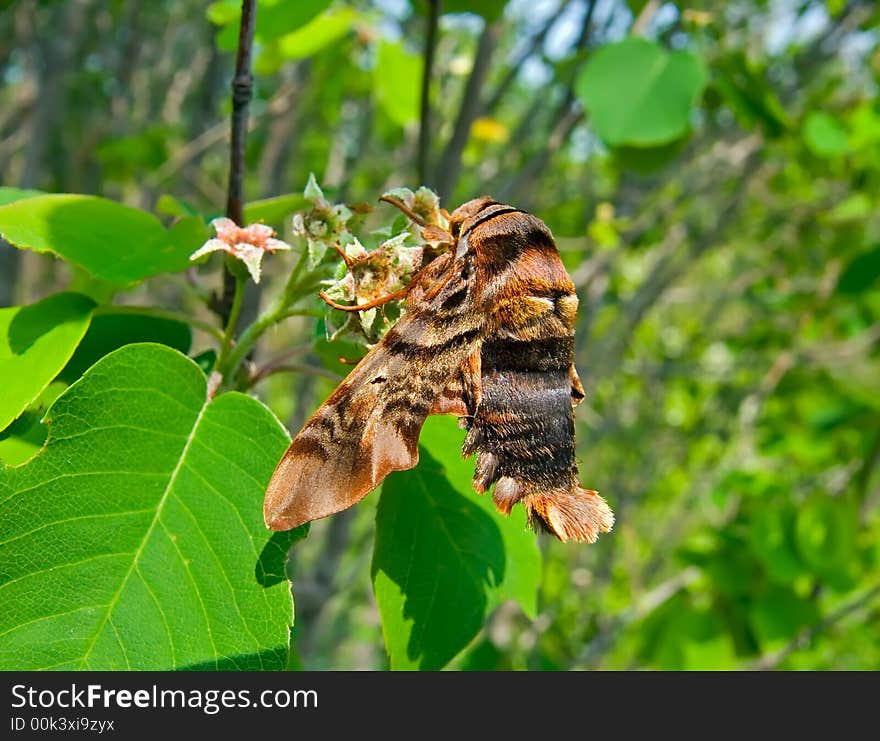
[496,0,596,202]
[483,1,570,115]
[631,0,661,36]
[436,20,502,200]
[249,362,344,387]
[215,0,258,326]
[573,567,701,668]
[418,0,440,186]
[751,581,880,670]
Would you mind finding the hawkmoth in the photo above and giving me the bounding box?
[264,196,613,543]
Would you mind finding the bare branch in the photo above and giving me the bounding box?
[213,0,258,325]
[751,581,880,670]
[418,0,441,186]
[436,20,502,200]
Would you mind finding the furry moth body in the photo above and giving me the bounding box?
[264,196,614,543]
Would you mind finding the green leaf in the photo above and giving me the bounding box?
[212,0,333,51]
[749,587,819,648]
[254,0,333,42]
[748,505,805,584]
[0,194,197,285]
[374,41,423,128]
[371,416,540,670]
[156,194,201,219]
[59,310,192,383]
[836,244,880,294]
[0,293,94,432]
[575,37,707,147]
[277,7,360,61]
[244,193,308,228]
[794,495,857,583]
[826,193,872,223]
[803,111,850,157]
[0,187,43,207]
[418,417,541,616]
[0,381,65,466]
[0,343,295,670]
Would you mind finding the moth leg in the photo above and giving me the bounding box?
[319,287,409,312]
[570,365,585,406]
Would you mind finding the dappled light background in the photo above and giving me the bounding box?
[1,0,878,669]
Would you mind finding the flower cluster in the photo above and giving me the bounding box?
[318,185,449,343]
[291,174,356,269]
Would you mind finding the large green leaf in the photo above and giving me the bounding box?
[371,416,540,670]
[0,292,94,432]
[0,194,198,284]
[374,41,423,129]
[0,343,297,670]
[576,37,707,147]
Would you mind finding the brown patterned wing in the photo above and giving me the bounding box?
[264,252,484,531]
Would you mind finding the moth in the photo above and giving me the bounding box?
[264,196,613,543]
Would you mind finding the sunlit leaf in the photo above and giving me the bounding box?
[0,344,296,670]
[0,195,197,284]
[803,111,850,157]
[277,7,360,61]
[576,38,707,147]
[374,40,423,128]
[372,416,540,670]
[0,187,43,207]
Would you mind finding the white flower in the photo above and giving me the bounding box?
[189,217,291,284]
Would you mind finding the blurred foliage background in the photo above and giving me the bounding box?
[1,0,879,670]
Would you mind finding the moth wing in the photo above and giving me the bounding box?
[265,253,483,531]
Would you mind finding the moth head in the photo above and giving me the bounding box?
[448,196,498,238]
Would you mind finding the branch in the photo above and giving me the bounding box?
[631,0,661,36]
[435,19,502,200]
[214,0,258,325]
[573,567,701,668]
[496,104,583,203]
[418,0,441,186]
[249,362,344,387]
[751,581,880,670]
[495,0,596,202]
[483,0,570,115]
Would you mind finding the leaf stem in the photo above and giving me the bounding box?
[217,248,319,383]
[215,273,246,377]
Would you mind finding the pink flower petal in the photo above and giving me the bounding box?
[265,238,291,253]
[189,238,231,261]
[236,245,264,284]
[210,217,239,240]
[243,223,275,241]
